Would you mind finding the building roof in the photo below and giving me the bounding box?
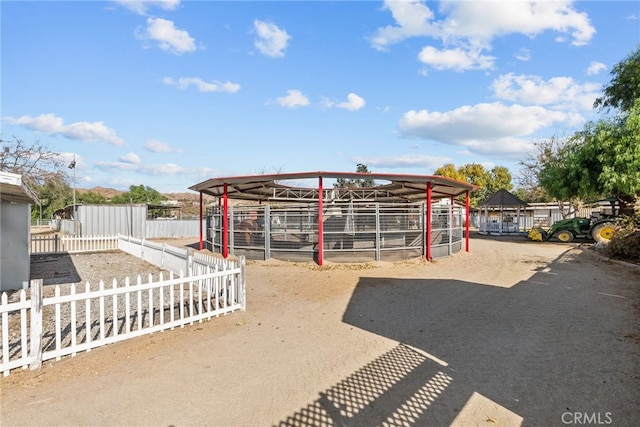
[478,189,528,207]
[0,171,40,204]
[189,171,479,203]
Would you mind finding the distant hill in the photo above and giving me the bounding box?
[78,187,209,201]
[77,187,217,217]
[77,186,123,199]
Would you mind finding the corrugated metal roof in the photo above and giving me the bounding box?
[189,171,479,202]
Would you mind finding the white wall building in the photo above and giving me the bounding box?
[0,171,40,291]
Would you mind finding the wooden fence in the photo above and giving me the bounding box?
[2,235,246,377]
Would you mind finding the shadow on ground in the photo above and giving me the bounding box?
[276,250,640,426]
[30,253,81,286]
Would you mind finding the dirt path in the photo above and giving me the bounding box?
[1,236,639,426]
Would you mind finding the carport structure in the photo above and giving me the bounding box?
[190,171,478,265]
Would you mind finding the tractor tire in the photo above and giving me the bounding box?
[591,222,616,243]
[555,230,575,243]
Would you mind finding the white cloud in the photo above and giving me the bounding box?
[398,102,582,157]
[2,113,124,146]
[436,1,595,46]
[418,45,495,71]
[114,0,180,16]
[276,90,309,108]
[337,93,366,111]
[370,0,596,71]
[163,76,240,93]
[144,139,180,153]
[119,152,141,164]
[254,20,291,58]
[491,73,601,111]
[514,48,532,62]
[586,61,607,75]
[354,154,451,170]
[93,159,219,187]
[323,93,367,111]
[368,0,436,51]
[137,17,196,54]
[95,160,184,176]
[322,93,366,111]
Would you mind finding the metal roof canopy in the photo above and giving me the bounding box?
[190,171,479,203]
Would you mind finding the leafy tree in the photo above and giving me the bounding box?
[434,162,513,207]
[594,45,640,113]
[516,135,568,203]
[334,163,375,188]
[110,184,166,204]
[539,47,640,214]
[433,163,466,182]
[77,190,108,205]
[33,179,73,220]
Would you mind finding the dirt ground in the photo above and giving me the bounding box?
[1,234,639,427]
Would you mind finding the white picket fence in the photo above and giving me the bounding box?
[31,234,119,254]
[1,235,246,377]
[116,235,235,276]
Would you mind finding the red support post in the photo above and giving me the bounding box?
[199,191,203,250]
[317,176,324,266]
[223,183,229,258]
[465,190,470,252]
[426,182,432,261]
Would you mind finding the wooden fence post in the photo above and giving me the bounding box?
[29,279,44,370]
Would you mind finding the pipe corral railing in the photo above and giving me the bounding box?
[206,202,464,263]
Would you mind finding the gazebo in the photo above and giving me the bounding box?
[477,189,528,235]
[189,171,479,264]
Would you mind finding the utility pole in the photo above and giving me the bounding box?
[68,155,77,235]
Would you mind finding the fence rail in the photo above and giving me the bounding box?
[30,235,119,254]
[207,202,464,262]
[2,235,245,377]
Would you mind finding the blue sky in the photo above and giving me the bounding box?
[2,0,639,193]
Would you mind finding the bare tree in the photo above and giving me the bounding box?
[0,136,68,187]
[1,136,71,219]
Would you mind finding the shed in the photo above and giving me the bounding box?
[477,189,528,235]
[0,171,40,291]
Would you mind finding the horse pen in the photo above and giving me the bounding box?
[189,171,478,265]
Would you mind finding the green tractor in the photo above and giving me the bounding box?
[527,215,616,243]
[528,198,620,243]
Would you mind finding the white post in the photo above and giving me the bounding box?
[29,279,43,370]
[239,256,246,311]
[187,249,193,277]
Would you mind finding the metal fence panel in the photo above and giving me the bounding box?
[145,219,205,238]
[207,202,464,262]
